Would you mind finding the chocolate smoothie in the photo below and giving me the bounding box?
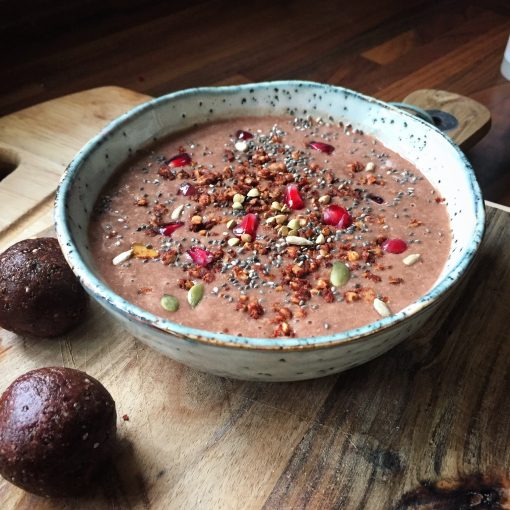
[89,116,450,338]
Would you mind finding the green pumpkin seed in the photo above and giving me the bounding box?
[188,283,205,308]
[160,294,179,312]
[287,218,301,230]
[330,261,350,287]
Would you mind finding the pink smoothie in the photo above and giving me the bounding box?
[89,116,450,338]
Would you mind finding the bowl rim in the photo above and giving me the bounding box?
[54,80,485,351]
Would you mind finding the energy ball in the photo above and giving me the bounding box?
[0,237,87,337]
[0,367,117,497]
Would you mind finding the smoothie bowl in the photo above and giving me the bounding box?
[54,81,484,381]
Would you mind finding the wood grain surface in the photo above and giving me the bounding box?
[2,0,510,205]
[0,87,150,248]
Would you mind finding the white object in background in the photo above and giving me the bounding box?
[501,35,510,80]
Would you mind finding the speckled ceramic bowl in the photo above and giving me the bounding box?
[54,81,484,381]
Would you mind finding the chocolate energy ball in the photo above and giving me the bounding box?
[0,237,88,337]
[0,367,117,497]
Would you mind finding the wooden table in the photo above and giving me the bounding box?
[2,0,510,206]
[0,86,509,509]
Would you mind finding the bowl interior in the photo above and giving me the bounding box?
[55,81,484,347]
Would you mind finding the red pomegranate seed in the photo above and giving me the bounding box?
[284,184,304,210]
[322,205,352,228]
[179,182,197,196]
[167,153,192,167]
[382,238,408,254]
[159,222,184,236]
[235,130,254,140]
[187,247,214,267]
[307,141,335,155]
[233,213,259,238]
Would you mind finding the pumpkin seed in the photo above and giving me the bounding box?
[330,261,350,287]
[233,193,245,204]
[112,249,133,266]
[315,233,325,245]
[247,188,260,197]
[287,218,301,230]
[275,214,288,224]
[278,226,290,237]
[160,294,179,312]
[232,202,244,210]
[240,233,252,243]
[373,298,391,317]
[286,236,313,246]
[271,201,282,211]
[188,283,205,308]
[228,238,240,246]
[403,253,421,266]
[226,219,237,229]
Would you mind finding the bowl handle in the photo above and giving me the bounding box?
[390,89,491,150]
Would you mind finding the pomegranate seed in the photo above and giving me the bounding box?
[187,247,214,267]
[167,153,191,167]
[307,141,335,155]
[233,213,259,238]
[382,238,408,254]
[159,222,184,237]
[179,182,197,196]
[322,205,352,228]
[235,130,253,140]
[367,193,384,204]
[284,184,304,210]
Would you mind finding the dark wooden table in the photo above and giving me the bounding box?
[1,0,510,205]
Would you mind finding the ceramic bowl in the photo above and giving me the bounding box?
[54,81,484,381]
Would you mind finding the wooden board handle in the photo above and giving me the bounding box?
[0,87,150,243]
[401,89,491,149]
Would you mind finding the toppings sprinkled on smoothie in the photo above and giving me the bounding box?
[160,294,179,312]
[159,222,184,237]
[284,184,304,210]
[92,115,450,338]
[307,141,335,154]
[187,247,214,267]
[330,262,350,288]
[403,253,422,266]
[167,153,192,167]
[132,244,159,259]
[373,298,391,317]
[322,204,352,229]
[382,238,408,254]
[179,182,197,196]
[233,213,259,238]
[112,249,133,266]
[235,129,253,140]
[188,283,205,308]
[366,193,384,204]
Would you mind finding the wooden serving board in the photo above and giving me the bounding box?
[0,88,509,509]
